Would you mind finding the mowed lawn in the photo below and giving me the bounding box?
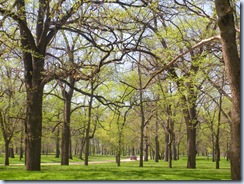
[0,155,231,180]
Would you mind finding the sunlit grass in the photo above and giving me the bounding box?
[0,154,119,165]
[0,155,231,180]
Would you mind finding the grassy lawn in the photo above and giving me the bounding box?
[0,154,120,164]
[0,155,231,180]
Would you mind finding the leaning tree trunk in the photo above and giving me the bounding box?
[215,0,240,180]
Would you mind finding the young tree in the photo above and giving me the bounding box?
[0,63,25,165]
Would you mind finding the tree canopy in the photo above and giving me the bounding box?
[0,0,240,180]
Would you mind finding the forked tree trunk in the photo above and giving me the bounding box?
[215,0,240,180]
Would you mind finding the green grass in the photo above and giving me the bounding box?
[0,154,119,164]
[0,156,231,180]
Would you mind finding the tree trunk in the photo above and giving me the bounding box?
[155,114,159,162]
[144,143,149,161]
[79,137,85,160]
[177,143,180,160]
[9,146,14,158]
[215,136,220,169]
[173,140,177,160]
[168,140,172,168]
[61,96,71,165]
[186,127,196,168]
[19,125,24,161]
[116,138,121,167]
[85,81,94,166]
[215,0,240,180]
[17,0,46,171]
[212,134,215,162]
[55,127,60,158]
[25,84,44,171]
[131,147,135,155]
[59,77,74,165]
[216,87,223,169]
[155,135,159,162]
[4,141,10,166]
[164,133,169,162]
[69,138,73,159]
[181,87,198,169]
[116,154,121,166]
[138,57,145,168]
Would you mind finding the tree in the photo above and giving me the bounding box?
[57,33,79,165]
[0,61,25,165]
[214,0,240,180]
[0,0,87,170]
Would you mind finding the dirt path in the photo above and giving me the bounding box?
[0,158,136,166]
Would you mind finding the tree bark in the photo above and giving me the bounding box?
[138,61,145,167]
[4,141,10,166]
[164,133,169,162]
[69,138,73,159]
[55,127,60,158]
[19,125,24,161]
[25,82,44,171]
[215,83,223,169]
[215,0,240,180]
[186,127,197,168]
[61,93,72,165]
[182,93,198,169]
[155,116,160,162]
[173,140,177,161]
[84,81,94,166]
[144,142,149,161]
[9,146,15,158]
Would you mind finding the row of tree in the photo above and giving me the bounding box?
[0,0,240,180]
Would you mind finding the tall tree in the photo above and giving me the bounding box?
[0,0,83,170]
[214,0,240,180]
